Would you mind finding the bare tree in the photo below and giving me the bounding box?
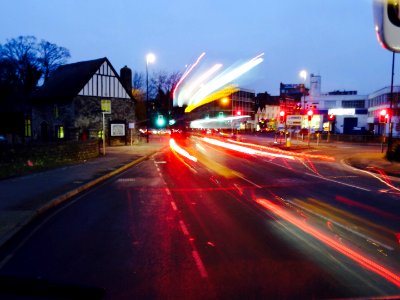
[0,36,71,95]
[0,36,41,93]
[37,40,70,83]
[150,70,182,99]
[133,71,144,90]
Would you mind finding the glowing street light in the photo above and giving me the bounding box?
[146,53,156,64]
[221,97,229,105]
[299,70,307,81]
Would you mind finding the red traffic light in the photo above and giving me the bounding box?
[236,111,242,116]
[328,114,335,122]
[379,109,389,123]
[307,109,313,121]
[279,111,286,122]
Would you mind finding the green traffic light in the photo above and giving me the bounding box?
[156,115,166,127]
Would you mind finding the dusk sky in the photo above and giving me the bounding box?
[0,0,395,96]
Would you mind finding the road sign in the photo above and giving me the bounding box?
[373,0,400,52]
[101,99,111,113]
[286,115,302,126]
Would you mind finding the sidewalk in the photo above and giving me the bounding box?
[344,152,400,178]
[0,136,168,248]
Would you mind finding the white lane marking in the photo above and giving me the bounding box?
[192,250,208,278]
[171,201,178,211]
[235,173,262,189]
[155,161,167,164]
[179,220,190,236]
[263,158,371,192]
[305,171,370,192]
[165,188,172,196]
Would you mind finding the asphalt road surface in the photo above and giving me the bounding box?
[0,135,399,299]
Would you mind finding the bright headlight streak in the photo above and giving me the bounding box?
[169,138,198,162]
[185,85,238,113]
[190,53,264,106]
[184,64,223,103]
[173,52,206,107]
[202,137,294,160]
[190,115,250,127]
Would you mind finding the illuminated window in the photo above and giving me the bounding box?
[24,117,32,137]
[56,126,64,139]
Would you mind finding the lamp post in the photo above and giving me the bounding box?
[146,53,156,102]
[299,70,307,111]
[145,53,155,141]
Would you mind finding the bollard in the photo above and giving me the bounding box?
[286,137,291,147]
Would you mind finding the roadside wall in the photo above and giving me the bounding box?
[0,139,100,179]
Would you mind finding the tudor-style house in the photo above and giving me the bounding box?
[30,57,135,143]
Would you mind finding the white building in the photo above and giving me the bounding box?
[367,86,400,137]
[304,74,369,134]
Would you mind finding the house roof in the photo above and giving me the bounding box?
[32,57,132,102]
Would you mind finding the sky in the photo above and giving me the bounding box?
[0,0,396,96]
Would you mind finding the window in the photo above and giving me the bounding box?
[54,105,59,118]
[24,117,32,137]
[342,100,365,108]
[56,125,64,139]
[325,100,336,108]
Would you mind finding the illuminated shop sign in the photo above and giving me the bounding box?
[328,108,355,116]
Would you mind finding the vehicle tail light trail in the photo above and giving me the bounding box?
[202,137,295,160]
[227,139,334,161]
[256,198,400,288]
[169,138,198,162]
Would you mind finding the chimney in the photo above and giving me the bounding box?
[120,66,132,96]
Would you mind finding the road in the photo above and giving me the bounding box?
[0,134,399,299]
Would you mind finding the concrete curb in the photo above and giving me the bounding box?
[341,157,400,183]
[0,149,162,249]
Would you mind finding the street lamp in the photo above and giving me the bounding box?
[145,53,155,142]
[299,70,307,112]
[299,70,307,82]
[146,53,156,102]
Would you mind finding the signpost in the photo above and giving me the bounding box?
[286,115,302,126]
[129,122,135,145]
[101,100,111,155]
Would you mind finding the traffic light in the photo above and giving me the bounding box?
[307,109,313,121]
[379,109,389,123]
[279,111,286,123]
[328,114,336,122]
[156,115,166,127]
[236,110,242,116]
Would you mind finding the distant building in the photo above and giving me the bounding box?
[367,86,400,136]
[304,74,368,134]
[189,88,255,131]
[254,105,280,131]
[254,92,280,110]
[30,57,135,144]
